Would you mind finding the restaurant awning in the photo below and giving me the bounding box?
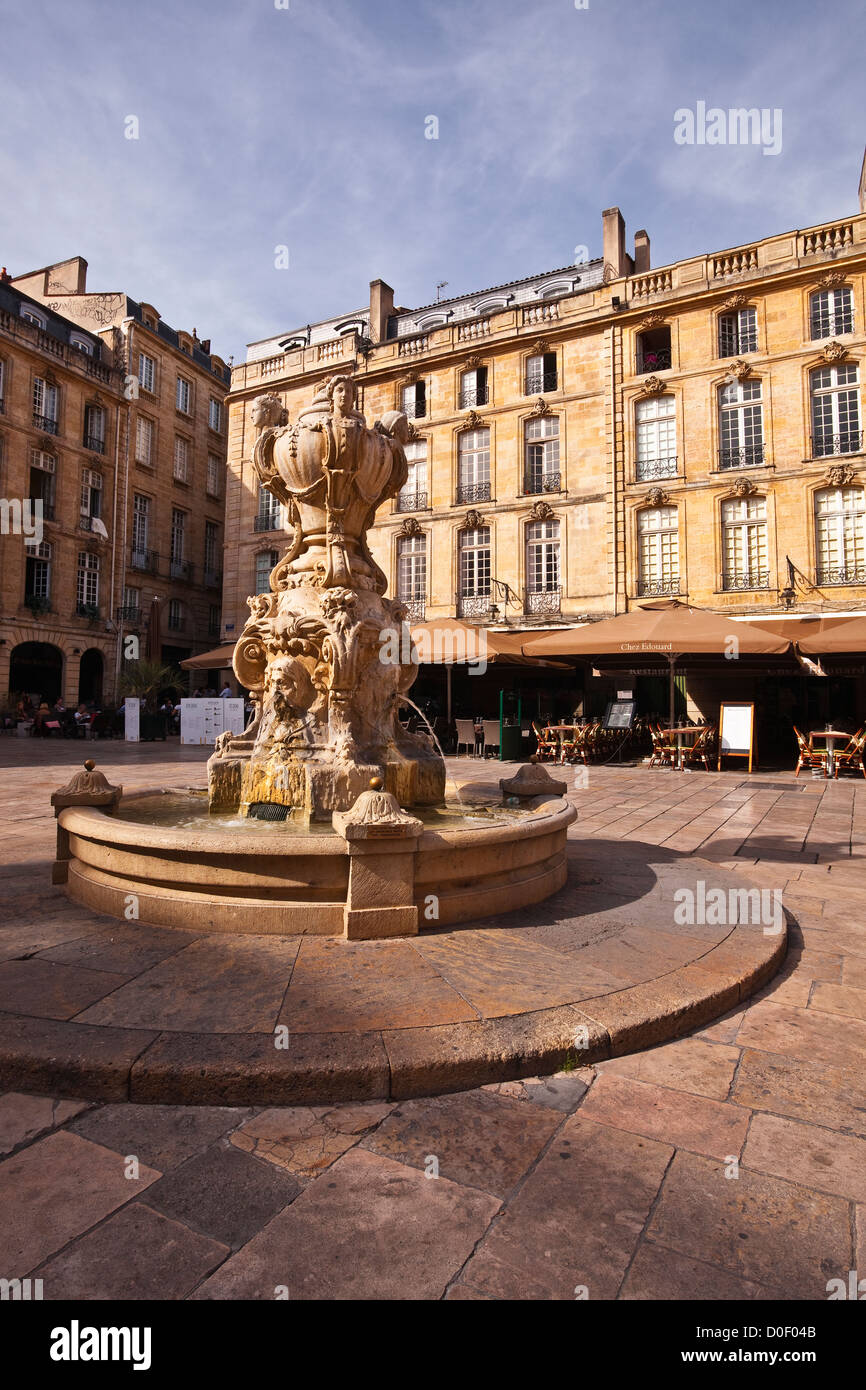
[794,616,866,655]
[409,618,570,667]
[521,600,791,659]
[180,644,235,671]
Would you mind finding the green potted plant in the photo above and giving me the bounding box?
[120,660,182,741]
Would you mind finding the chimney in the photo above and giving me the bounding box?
[602,207,628,279]
[633,229,651,274]
[369,279,394,343]
[859,146,866,214]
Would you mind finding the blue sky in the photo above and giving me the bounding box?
[1,0,864,362]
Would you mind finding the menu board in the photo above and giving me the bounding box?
[718,703,755,771]
[123,697,140,742]
[604,699,636,730]
[180,698,245,746]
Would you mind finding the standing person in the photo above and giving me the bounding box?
[219,682,232,698]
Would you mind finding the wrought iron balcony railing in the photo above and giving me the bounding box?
[130,548,159,572]
[254,512,281,531]
[396,491,428,512]
[457,593,491,618]
[204,569,222,589]
[403,399,426,419]
[84,434,105,454]
[721,571,770,591]
[817,566,866,586]
[115,606,142,623]
[33,413,58,434]
[635,457,677,481]
[78,514,94,531]
[525,371,558,395]
[812,431,863,458]
[399,598,426,621]
[718,444,765,470]
[637,349,672,373]
[524,586,562,615]
[456,482,491,504]
[170,559,194,581]
[523,471,561,495]
[459,386,488,408]
[719,337,757,358]
[637,577,681,597]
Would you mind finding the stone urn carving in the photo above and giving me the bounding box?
[209,376,445,820]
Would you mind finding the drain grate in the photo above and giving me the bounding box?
[737,781,810,792]
[247,802,291,821]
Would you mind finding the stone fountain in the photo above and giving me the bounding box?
[52,378,576,939]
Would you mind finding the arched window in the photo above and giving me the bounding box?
[814,486,866,586]
[457,526,491,617]
[810,364,861,457]
[255,550,277,594]
[456,428,490,503]
[636,395,676,480]
[21,305,47,330]
[718,378,764,469]
[637,507,679,597]
[524,416,560,494]
[718,306,757,357]
[70,333,92,356]
[525,519,561,614]
[721,496,769,591]
[810,287,853,341]
[397,532,426,620]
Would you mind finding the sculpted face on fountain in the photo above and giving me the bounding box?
[207,375,444,821]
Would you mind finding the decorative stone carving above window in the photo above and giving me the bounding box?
[819,269,848,290]
[639,312,666,330]
[826,464,857,486]
[398,516,423,536]
[725,358,752,381]
[643,488,670,508]
[463,354,484,370]
[722,293,748,311]
[399,370,421,387]
[529,500,555,521]
[528,397,551,417]
[464,509,486,529]
[731,478,757,497]
[821,340,848,363]
[531,338,549,356]
[464,409,484,429]
[638,375,667,397]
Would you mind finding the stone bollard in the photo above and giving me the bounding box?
[50,760,122,885]
[332,778,422,940]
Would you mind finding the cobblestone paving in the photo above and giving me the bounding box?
[1,740,864,1299]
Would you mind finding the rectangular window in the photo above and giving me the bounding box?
[457,526,491,617]
[207,454,220,496]
[397,440,428,511]
[168,598,182,630]
[718,379,764,469]
[122,585,141,620]
[208,604,221,636]
[132,494,150,563]
[29,449,56,520]
[638,506,679,596]
[459,366,488,409]
[25,540,52,600]
[176,377,191,414]
[256,484,282,530]
[636,395,677,480]
[397,533,427,615]
[457,428,491,502]
[208,398,222,432]
[80,467,102,526]
[255,550,277,595]
[810,288,854,341]
[33,376,58,431]
[718,308,758,357]
[135,415,153,464]
[525,352,557,395]
[401,381,426,419]
[83,404,105,453]
[721,496,769,590]
[77,552,100,610]
[815,486,866,584]
[524,416,560,494]
[525,519,561,614]
[811,364,861,457]
[173,436,189,482]
[170,509,186,568]
[138,352,156,394]
[204,521,219,582]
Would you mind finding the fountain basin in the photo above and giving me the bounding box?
[56,788,577,937]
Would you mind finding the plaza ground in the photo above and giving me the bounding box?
[1,740,865,1300]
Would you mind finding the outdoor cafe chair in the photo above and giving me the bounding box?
[482,719,501,758]
[682,724,716,772]
[455,719,477,757]
[532,721,556,761]
[833,728,866,779]
[649,724,675,768]
[793,726,828,777]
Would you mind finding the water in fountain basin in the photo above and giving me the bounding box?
[399,696,471,810]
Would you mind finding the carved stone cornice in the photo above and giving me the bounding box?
[638,375,667,397]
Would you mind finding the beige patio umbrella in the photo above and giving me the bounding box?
[521,600,792,729]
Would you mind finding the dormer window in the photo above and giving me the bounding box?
[279,336,307,352]
[535,280,577,300]
[414,311,451,331]
[335,319,367,337]
[21,306,47,330]
[70,334,93,356]
[473,295,512,317]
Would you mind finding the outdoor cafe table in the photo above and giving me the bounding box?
[666,724,709,771]
[810,729,851,778]
[546,724,580,763]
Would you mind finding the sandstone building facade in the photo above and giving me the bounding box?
[2,258,231,705]
[221,159,866,661]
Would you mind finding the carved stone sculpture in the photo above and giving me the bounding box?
[208,376,445,820]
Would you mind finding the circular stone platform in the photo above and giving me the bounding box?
[0,838,786,1106]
